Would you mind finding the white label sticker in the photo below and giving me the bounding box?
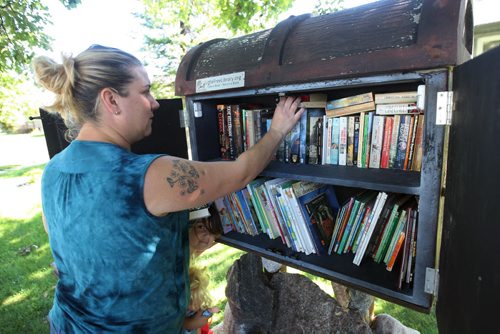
[196,72,245,93]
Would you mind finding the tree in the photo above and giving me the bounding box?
[138,0,293,98]
[0,0,80,131]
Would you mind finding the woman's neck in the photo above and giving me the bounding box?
[77,123,131,150]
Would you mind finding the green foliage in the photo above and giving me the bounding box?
[138,0,293,98]
[314,0,345,15]
[0,1,52,73]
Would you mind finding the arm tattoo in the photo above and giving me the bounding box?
[166,160,200,195]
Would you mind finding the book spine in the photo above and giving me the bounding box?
[368,115,384,168]
[226,104,235,159]
[330,117,340,165]
[299,111,308,164]
[353,116,360,167]
[327,92,373,110]
[405,114,419,170]
[380,116,393,169]
[338,117,348,166]
[383,209,408,264]
[374,91,418,104]
[388,114,401,168]
[375,103,419,115]
[394,115,410,169]
[363,112,374,168]
[357,112,365,167]
[386,231,406,271]
[347,116,355,166]
[217,104,230,160]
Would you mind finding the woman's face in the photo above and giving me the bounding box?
[116,66,160,143]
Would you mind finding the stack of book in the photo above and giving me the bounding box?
[215,87,425,171]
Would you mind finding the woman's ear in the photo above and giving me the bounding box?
[100,88,121,115]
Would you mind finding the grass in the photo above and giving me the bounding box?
[0,133,438,333]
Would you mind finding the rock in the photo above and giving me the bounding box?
[224,253,371,334]
[224,252,274,333]
[371,314,420,334]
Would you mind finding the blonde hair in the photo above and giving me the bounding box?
[189,257,213,311]
[32,45,142,139]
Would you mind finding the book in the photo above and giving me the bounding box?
[330,117,340,164]
[214,197,235,234]
[362,112,374,168]
[406,209,418,284]
[306,108,325,165]
[336,195,363,254]
[347,116,355,166]
[325,101,376,118]
[226,104,235,159]
[283,184,317,254]
[327,92,374,110]
[264,178,294,247]
[328,203,346,255]
[386,230,405,271]
[374,91,418,104]
[338,117,348,166]
[388,114,401,168]
[394,115,411,169]
[217,104,231,160]
[380,116,393,169]
[331,197,355,253]
[410,114,424,171]
[299,93,327,108]
[383,207,409,264]
[275,180,302,252]
[368,115,385,168]
[299,111,308,164]
[189,206,211,221]
[404,115,419,170]
[356,112,366,168]
[297,184,340,253]
[373,194,412,263]
[353,116,360,167]
[344,191,378,253]
[288,121,301,163]
[353,191,388,266]
[246,178,272,237]
[375,103,420,115]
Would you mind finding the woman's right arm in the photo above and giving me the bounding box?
[144,96,304,217]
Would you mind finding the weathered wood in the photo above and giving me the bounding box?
[175,0,472,96]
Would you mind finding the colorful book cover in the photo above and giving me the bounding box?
[338,116,348,166]
[368,115,385,168]
[330,117,340,165]
[388,114,401,168]
[353,115,360,167]
[357,112,366,168]
[297,184,340,254]
[299,111,308,164]
[380,116,394,169]
[347,116,355,166]
[306,108,325,165]
[394,115,411,169]
[214,197,235,234]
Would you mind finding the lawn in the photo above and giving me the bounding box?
[0,133,438,333]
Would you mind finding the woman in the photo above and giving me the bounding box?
[33,45,303,333]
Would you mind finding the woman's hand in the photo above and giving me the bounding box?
[269,96,305,139]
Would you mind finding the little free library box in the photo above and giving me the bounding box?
[40,1,498,333]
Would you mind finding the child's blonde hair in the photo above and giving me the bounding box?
[189,257,213,311]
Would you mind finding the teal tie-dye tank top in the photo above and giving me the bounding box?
[42,140,189,333]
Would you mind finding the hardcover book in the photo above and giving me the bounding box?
[297,184,340,254]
